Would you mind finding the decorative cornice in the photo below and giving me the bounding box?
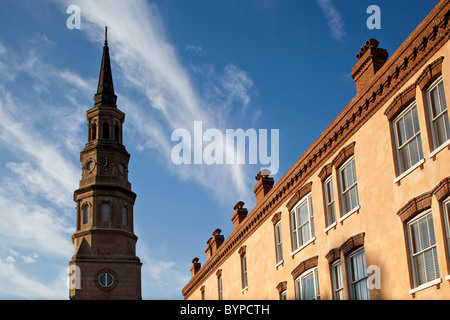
[339,233,365,256]
[271,212,282,225]
[182,0,450,299]
[291,256,318,279]
[384,83,417,120]
[396,192,433,222]
[396,176,450,222]
[318,164,333,182]
[332,142,356,169]
[416,56,445,89]
[325,248,340,264]
[286,182,313,212]
[433,176,450,201]
[276,281,287,293]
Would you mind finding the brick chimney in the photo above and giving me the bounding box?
[351,39,388,93]
[231,201,248,230]
[254,169,274,205]
[205,229,225,260]
[190,257,201,278]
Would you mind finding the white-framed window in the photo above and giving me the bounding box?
[407,210,440,289]
[324,176,336,227]
[331,260,344,300]
[338,157,359,216]
[393,102,424,175]
[279,290,287,300]
[101,203,111,222]
[274,221,283,264]
[290,194,315,252]
[241,253,248,290]
[426,76,450,150]
[295,267,320,300]
[347,248,369,300]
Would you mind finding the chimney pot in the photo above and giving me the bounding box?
[231,201,248,230]
[351,39,388,94]
[190,257,201,278]
[254,170,275,204]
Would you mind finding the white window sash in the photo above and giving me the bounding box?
[290,194,314,252]
[427,76,450,150]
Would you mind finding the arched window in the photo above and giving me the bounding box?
[103,122,110,139]
[102,203,111,222]
[122,206,128,226]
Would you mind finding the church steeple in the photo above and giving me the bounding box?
[69,29,142,300]
[94,27,117,108]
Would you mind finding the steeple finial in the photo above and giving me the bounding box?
[94,26,117,107]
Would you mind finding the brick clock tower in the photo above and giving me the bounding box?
[69,28,142,300]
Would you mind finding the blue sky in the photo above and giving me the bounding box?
[0,0,439,299]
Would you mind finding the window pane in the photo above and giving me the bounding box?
[419,216,430,250]
[438,81,447,112]
[430,88,441,118]
[435,115,448,146]
[445,112,450,141]
[404,110,414,140]
[409,137,420,166]
[83,205,89,224]
[102,203,111,222]
[397,118,406,146]
[424,249,436,282]
[410,222,421,253]
[412,106,420,134]
[399,145,411,173]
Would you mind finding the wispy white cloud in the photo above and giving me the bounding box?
[185,44,202,53]
[317,0,346,41]
[0,256,67,299]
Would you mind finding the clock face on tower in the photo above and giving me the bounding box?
[100,157,113,171]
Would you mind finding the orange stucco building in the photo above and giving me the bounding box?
[182,0,450,300]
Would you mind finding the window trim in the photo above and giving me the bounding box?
[426,75,450,151]
[347,247,370,300]
[392,102,424,177]
[290,193,315,255]
[331,260,344,300]
[406,209,441,291]
[274,221,284,266]
[294,267,320,300]
[217,274,223,300]
[323,175,336,229]
[338,156,360,217]
[240,252,248,291]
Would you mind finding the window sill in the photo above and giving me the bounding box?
[338,205,360,224]
[409,277,442,296]
[275,260,284,269]
[324,222,337,234]
[290,237,315,258]
[394,158,425,184]
[429,139,450,159]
